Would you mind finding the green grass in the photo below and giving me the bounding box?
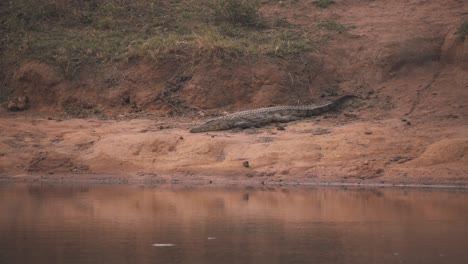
[455,21,468,37]
[312,0,335,8]
[17,29,145,79]
[1,0,316,79]
[127,25,314,64]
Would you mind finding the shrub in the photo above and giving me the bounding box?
[209,0,261,26]
[312,0,335,8]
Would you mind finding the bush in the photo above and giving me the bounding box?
[312,0,335,8]
[209,0,261,26]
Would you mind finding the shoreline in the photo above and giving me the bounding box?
[1,175,467,189]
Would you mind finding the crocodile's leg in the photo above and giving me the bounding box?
[233,118,258,129]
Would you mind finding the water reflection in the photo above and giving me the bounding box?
[0,184,467,264]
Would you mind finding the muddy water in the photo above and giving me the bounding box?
[0,184,467,264]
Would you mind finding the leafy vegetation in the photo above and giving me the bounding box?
[312,0,335,8]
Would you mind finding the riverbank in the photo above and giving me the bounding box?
[1,1,467,186]
[1,113,466,187]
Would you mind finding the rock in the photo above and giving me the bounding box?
[276,125,286,131]
[16,96,29,110]
[243,161,250,168]
[7,96,29,111]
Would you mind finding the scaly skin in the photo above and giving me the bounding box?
[189,95,355,133]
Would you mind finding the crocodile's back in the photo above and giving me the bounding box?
[206,100,333,121]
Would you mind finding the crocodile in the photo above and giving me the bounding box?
[189,95,355,133]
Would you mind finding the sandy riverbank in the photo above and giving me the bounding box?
[1,112,466,186]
